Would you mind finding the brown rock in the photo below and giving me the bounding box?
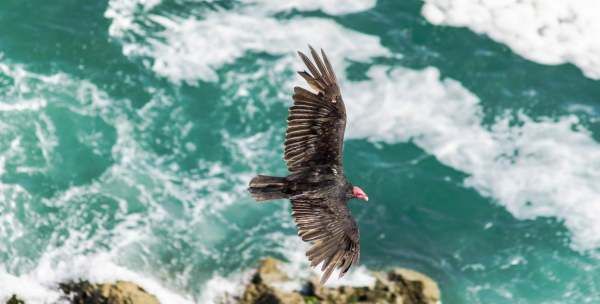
[236,257,441,304]
[387,268,440,304]
[238,257,304,304]
[59,280,160,304]
[6,295,25,304]
[255,257,290,285]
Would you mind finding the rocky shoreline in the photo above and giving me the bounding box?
[5,257,440,304]
[229,257,440,304]
[5,281,160,304]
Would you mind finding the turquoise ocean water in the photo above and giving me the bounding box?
[1,1,599,303]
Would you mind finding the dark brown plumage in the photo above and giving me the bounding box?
[248,46,368,284]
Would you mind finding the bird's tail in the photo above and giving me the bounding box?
[248,175,289,202]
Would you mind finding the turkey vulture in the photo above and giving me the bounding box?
[248,46,368,284]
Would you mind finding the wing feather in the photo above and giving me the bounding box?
[283,48,358,284]
[297,52,324,87]
[284,48,346,174]
[309,46,331,86]
[291,198,360,284]
[320,49,337,84]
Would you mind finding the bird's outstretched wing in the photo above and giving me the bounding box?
[285,47,346,175]
[291,198,360,283]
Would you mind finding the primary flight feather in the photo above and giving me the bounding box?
[248,46,368,284]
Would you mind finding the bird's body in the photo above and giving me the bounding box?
[248,47,368,284]
[250,170,352,201]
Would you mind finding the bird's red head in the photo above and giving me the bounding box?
[352,186,369,201]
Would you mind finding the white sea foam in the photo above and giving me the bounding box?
[40,253,194,304]
[0,60,250,303]
[105,0,388,83]
[2,1,597,303]
[199,234,376,303]
[182,14,600,251]
[101,0,600,301]
[0,183,28,261]
[106,0,377,40]
[0,270,61,304]
[343,65,600,250]
[199,269,254,304]
[0,183,184,302]
[106,0,600,251]
[144,13,387,83]
[0,98,47,112]
[0,253,195,304]
[277,236,375,289]
[104,0,161,38]
[422,0,600,79]
[245,0,377,15]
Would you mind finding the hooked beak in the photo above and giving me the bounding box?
[352,186,369,202]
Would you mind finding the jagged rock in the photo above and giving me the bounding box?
[385,268,441,304]
[254,257,290,285]
[238,257,304,304]
[6,295,25,304]
[59,280,160,304]
[237,257,441,304]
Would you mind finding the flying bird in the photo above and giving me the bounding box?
[248,46,369,284]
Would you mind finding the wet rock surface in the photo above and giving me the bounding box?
[58,280,160,304]
[6,258,439,304]
[235,257,441,304]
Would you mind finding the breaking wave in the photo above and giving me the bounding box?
[106,0,600,252]
[0,59,247,302]
[422,0,600,79]
[343,65,600,251]
[104,0,389,84]
[2,0,599,303]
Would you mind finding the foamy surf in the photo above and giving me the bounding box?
[2,1,599,303]
[199,234,376,303]
[241,0,377,15]
[0,270,61,304]
[0,254,194,304]
[0,61,185,302]
[179,6,600,253]
[105,0,600,253]
[0,59,261,303]
[343,65,600,251]
[105,0,389,84]
[422,0,600,79]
